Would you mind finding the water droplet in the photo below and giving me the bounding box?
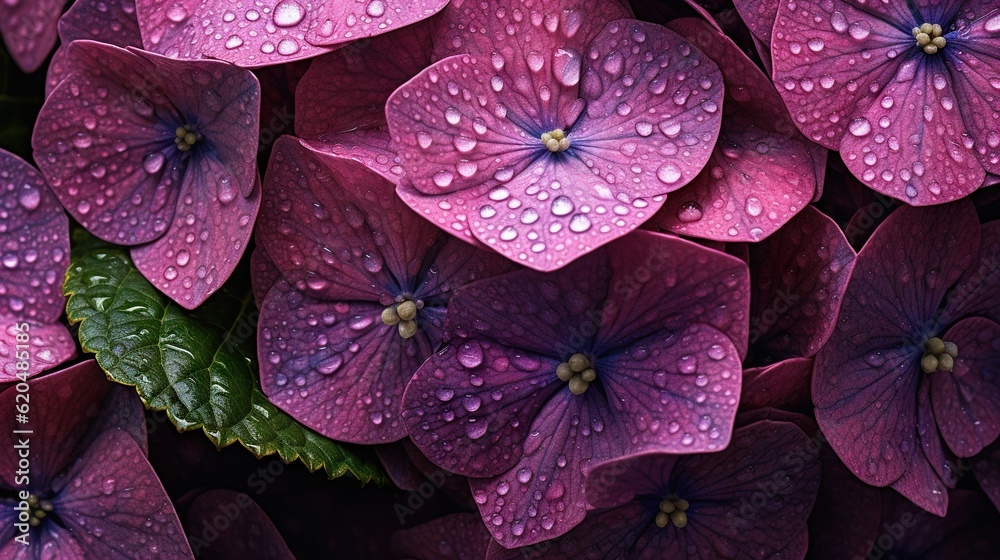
[551,196,574,216]
[435,388,455,402]
[272,0,305,27]
[17,187,40,211]
[745,197,763,217]
[466,422,488,439]
[479,205,497,218]
[225,35,243,49]
[830,11,848,33]
[433,170,454,188]
[499,227,517,241]
[277,38,300,56]
[568,214,591,232]
[366,0,385,17]
[166,4,188,23]
[458,342,483,368]
[516,467,532,483]
[143,152,165,174]
[657,163,682,184]
[676,201,703,222]
[848,117,872,137]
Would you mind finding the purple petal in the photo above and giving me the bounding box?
[375,442,427,491]
[932,317,1000,457]
[0,322,76,382]
[771,0,911,149]
[259,279,433,443]
[0,0,63,72]
[942,220,1000,324]
[807,445,882,560]
[135,0,448,67]
[740,357,813,413]
[889,383,951,516]
[295,19,433,137]
[813,200,980,487]
[300,130,406,186]
[745,205,856,364]
[251,245,282,309]
[973,439,1000,513]
[52,429,194,558]
[732,0,778,45]
[395,178,490,250]
[131,168,261,310]
[0,361,113,491]
[46,0,142,95]
[839,57,984,205]
[653,18,819,242]
[390,513,491,560]
[183,490,294,560]
[949,7,1000,177]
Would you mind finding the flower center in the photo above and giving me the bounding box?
[912,23,947,54]
[655,495,690,529]
[920,336,958,373]
[556,353,596,395]
[25,494,55,527]
[540,128,571,152]
[174,124,201,152]
[380,296,424,339]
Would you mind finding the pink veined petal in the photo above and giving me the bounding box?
[654,18,818,242]
[932,317,1000,458]
[131,165,261,310]
[295,18,434,137]
[889,382,951,517]
[733,0,779,45]
[258,279,437,444]
[0,0,64,73]
[948,18,1000,178]
[0,321,75,382]
[395,178,490,250]
[839,56,985,205]
[301,130,407,186]
[52,430,195,559]
[771,0,912,149]
[740,357,814,412]
[135,0,448,68]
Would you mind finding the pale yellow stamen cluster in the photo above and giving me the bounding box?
[920,336,958,373]
[655,496,690,529]
[912,23,946,54]
[381,298,423,339]
[174,124,200,152]
[26,494,55,527]
[556,353,596,395]
[540,128,571,152]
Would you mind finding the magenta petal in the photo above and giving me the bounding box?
[259,279,431,443]
[132,169,261,310]
[771,0,910,149]
[839,58,984,205]
[932,317,1000,457]
[740,357,814,413]
[135,0,447,68]
[46,0,143,95]
[251,245,282,308]
[52,430,194,558]
[732,0,778,45]
[745,205,856,364]
[300,130,406,186]
[949,11,1000,177]
[0,321,76,382]
[0,0,63,72]
[396,178,489,250]
[183,490,294,560]
[973,439,1000,513]
[942,220,1000,324]
[889,384,950,516]
[390,513,491,560]
[653,18,819,242]
[295,19,433,137]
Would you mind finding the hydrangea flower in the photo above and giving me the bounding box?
[813,199,1000,515]
[651,18,826,242]
[386,0,725,270]
[0,0,65,72]
[487,420,821,559]
[33,41,261,309]
[256,136,515,444]
[772,0,1000,205]
[0,148,75,381]
[133,0,449,67]
[401,230,749,547]
[0,360,193,558]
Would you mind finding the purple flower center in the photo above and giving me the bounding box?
[24,494,55,527]
[174,124,201,152]
[655,495,690,529]
[380,295,425,339]
[540,128,571,153]
[555,353,597,395]
[912,23,947,55]
[920,336,959,373]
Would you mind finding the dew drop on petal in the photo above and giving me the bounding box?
[550,196,574,216]
[272,0,305,27]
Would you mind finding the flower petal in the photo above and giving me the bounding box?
[889,383,951,516]
[941,220,1000,324]
[740,357,814,413]
[654,19,818,242]
[932,317,1000,457]
[807,445,883,560]
[0,321,76,382]
[251,245,282,308]
[301,130,406,186]
[182,490,294,559]
[0,0,63,72]
[46,0,143,95]
[771,0,911,149]
[390,513,492,560]
[973,439,1000,513]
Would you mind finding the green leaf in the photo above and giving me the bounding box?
[64,232,386,484]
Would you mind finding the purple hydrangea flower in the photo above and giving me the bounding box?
[772,0,1000,205]
[0,0,65,72]
[813,199,1000,515]
[0,148,75,382]
[401,230,749,547]
[33,41,261,309]
[651,18,826,242]
[0,360,193,558]
[256,136,515,444]
[487,420,821,559]
[385,0,725,270]
[46,0,143,96]
[133,0,449,67]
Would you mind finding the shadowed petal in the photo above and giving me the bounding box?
[889,382,951,516]
[391,513,491,560]
[52,430,194,558]
[732,0,778,45]
[654,18,818,242]
[932,317,1000,457]
[301,131,406,186]
[771,0,911,149]
[295,19,433,137]
[807,445,882,560]
[183,490,294,559]
[740,357,814,413]
[259,279,435,443]
[0,0,63,72]
[135,0,448,67]
[973,439,1000,512]
[941,220,1000,324]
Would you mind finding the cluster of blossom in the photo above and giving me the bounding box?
[1,0,999,557]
